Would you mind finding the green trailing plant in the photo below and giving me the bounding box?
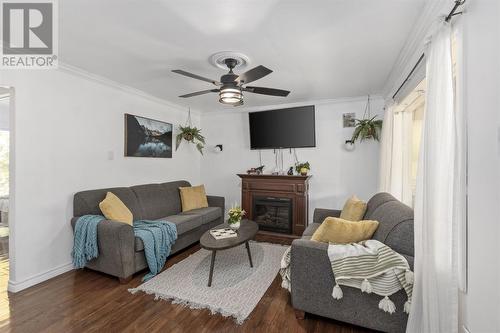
[351,116,383,142]
[176,125,205,155]
[295,161,310,174]
[176,108,205,155]
[350,95,383,143]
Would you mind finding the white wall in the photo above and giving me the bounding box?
[0,68,202,291]
[460,1,500,332]
[200,97,384,222]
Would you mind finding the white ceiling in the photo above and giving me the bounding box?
[60,0,425,111]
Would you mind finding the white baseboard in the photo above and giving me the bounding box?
[8,262,74,293]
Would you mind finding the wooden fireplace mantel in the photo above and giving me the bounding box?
[237,174,311,238]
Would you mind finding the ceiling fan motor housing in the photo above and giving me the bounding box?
[224,58,238,70]
[220,73,239,85]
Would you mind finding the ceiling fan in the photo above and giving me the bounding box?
[172,58,290,106]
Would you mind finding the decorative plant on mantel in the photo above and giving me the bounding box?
[295,162,310,176]
[350,95,383,143]
[175,108,205,155]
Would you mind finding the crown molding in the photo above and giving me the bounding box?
[57,62,201,115]
[57,63,384,116]
[202,95,384,116]
[382,0,451,100]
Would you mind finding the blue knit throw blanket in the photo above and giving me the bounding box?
[133,220,177,281]
[72,215,177,281]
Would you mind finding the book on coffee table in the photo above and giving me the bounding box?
[210,228,238,240]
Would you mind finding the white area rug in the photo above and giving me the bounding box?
[129,241,288,324]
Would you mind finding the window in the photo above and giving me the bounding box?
[393,79,425,205]
[393,35,457,206]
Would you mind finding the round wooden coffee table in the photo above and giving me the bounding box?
[199,219,259,287]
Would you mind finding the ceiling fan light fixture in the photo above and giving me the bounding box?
[219,87,243,105]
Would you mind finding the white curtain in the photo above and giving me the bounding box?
[379,104,413,206]
[406,22,458,333]
[379,104,395,193]
[453,18,467,293]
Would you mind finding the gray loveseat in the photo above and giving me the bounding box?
[71,180,224,282]
[291,193,414,333]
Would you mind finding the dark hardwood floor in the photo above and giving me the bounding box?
[0,240,373,333]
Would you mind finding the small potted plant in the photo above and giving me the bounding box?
[228,205,246,230]
[295,162,310,176]
[176,125,205,155]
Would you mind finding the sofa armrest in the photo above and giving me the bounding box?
[290,238,334,311]
[71,217,136,278]
[207,195,225,224]
[207,195,225,212]
[313,208,341,224]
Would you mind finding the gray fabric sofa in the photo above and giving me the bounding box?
[291,193,414,333]
[71,180,224,282]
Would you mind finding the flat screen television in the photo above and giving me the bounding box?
[249,105,316,149]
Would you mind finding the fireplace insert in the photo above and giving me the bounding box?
[252,196,292,234]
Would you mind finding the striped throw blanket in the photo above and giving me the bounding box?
[279,246,292,291]
[328,239,413,314]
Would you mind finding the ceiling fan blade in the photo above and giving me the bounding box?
[179,89,219,98]
[243,86,290,97]
[172,69,220,85]
[237,65,273,84]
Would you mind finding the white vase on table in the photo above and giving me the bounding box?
[229,221,241,230]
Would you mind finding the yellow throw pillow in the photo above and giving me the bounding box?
[311,217,379,244]
[339,195,367,221]
[179,185,209,212]
[99,192,133,225]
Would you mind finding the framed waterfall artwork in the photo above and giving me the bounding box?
[124,114,173,158]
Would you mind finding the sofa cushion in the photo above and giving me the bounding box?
[163,214,203,235]
[160,180,191,215]
[180,207,222,224]
[311,217,379,244]
[134,214,203,252]
[131,183,177,220]
[179,185,209,212]
[340,195,367,221]
[74,187,144,219]
[99,192,133,225]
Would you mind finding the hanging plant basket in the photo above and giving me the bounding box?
[351,116,383,142]
[176,108,205,155]
[351,95,383,143]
